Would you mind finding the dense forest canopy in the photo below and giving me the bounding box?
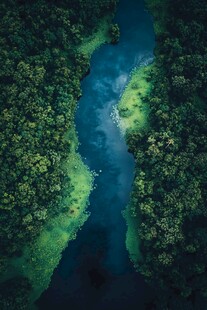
[1,0,207,308]
[0,0,117,308]
[128,0,207,308]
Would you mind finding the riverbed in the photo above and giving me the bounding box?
[37,0,155,309]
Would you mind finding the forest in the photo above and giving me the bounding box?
[1,0,207,309]
[127,0,207,308]
[0,0,117,308]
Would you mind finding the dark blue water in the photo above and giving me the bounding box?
[38,0,155,309]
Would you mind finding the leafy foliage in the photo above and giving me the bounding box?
[0,277,31,310]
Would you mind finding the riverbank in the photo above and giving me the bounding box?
[78,15,113,57]
[122,0,207,308]
[118,0,169,276]
[118,65,152,135]
[123,205,141,269]
[6,126,93,308]
[30,22,115,306]
[0,11,115,308]
[118,0,169,274]
[118,64,153,267]
[25,17,116,306]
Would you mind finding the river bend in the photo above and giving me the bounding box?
[38,0,155,309]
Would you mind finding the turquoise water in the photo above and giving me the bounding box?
[38,0,155,309]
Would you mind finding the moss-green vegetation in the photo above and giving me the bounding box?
[78,16,112,57]
[0,0,118,308]
[126,0,207,308]
[118,65,152,135]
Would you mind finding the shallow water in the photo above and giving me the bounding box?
[37,0,155,309]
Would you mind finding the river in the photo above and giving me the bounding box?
[37,0,155,309]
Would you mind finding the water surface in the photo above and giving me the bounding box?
[38,0,155,309]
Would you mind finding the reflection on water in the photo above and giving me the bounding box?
[38,0,155,309]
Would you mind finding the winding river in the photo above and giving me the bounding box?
[38,0,155,309]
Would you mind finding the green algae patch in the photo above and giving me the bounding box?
[123,206,142,269]
[77,16,112,57]
[118,65,152,135]
[9,141,93,307]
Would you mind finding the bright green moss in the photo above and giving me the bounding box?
[118,65,152,135]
